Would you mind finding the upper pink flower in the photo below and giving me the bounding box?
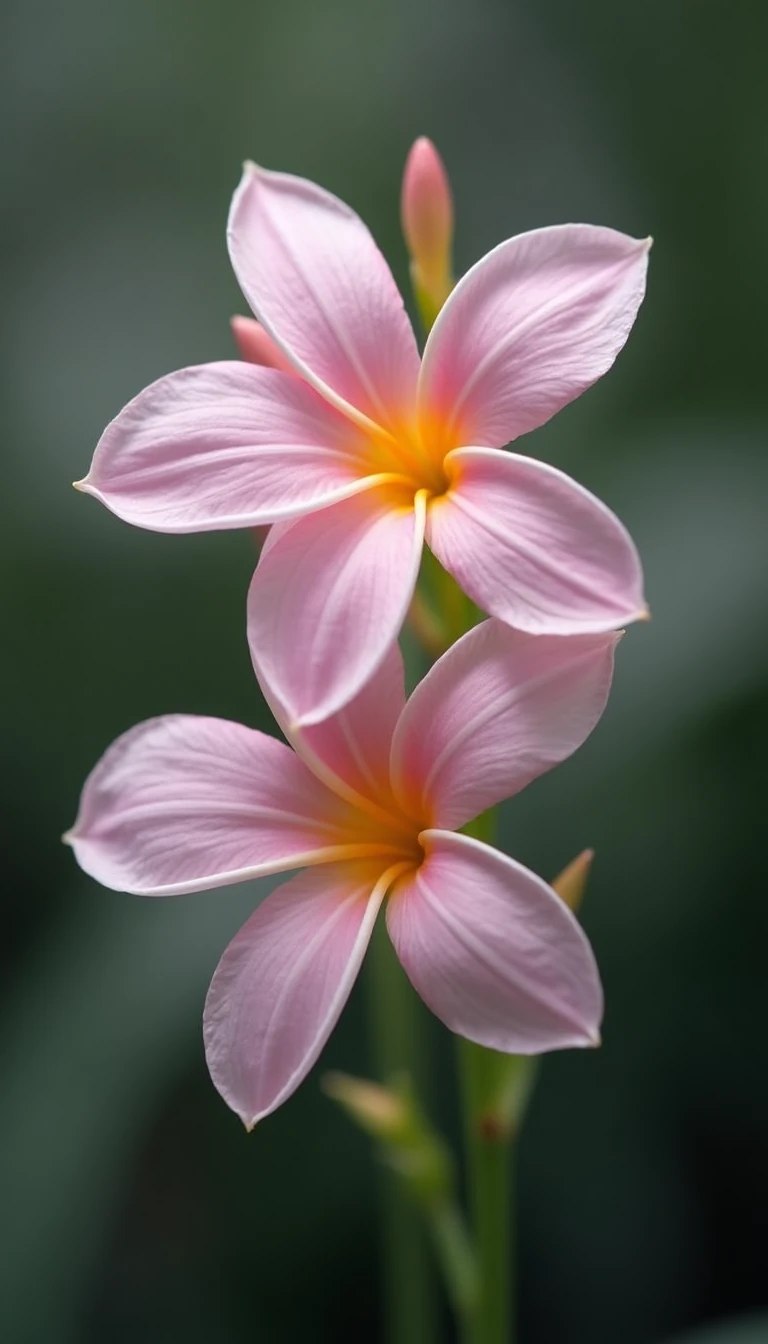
[66,618,615,1128]
[78,163,649,725]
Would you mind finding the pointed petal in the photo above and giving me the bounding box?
[390,620,618,830]
[419,224,650,447]
[65,716,363,896]
[263,641,407,813]
[79,362,375,532]
[228,164,420,433]
[428,447,646,633]
[387,831,603,1053]
[204,861,388,1126]
[230,316,296,372]
[248,486,427,727]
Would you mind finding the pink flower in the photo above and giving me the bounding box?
[77,162,649,726]
[66,619,614,1128]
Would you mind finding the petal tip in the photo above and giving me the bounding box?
[72,477,90,493]
[61,828,75,847]
[636,604,652,623]
[232,160,261,201]
[239,159,272,188]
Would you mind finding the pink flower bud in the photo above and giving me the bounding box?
[401,137,454,323]
[230,315,294,373]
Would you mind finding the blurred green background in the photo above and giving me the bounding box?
[3,0,767,1340]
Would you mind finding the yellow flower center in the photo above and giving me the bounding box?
[339,788,428,866]
[361,413,458,499]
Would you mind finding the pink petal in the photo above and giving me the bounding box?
[390,620,618,830]
[228,164,420,434]
[263,641,407,814]
[203,860,389,1126]
[78,362,375,532]
[428,447,646,633]
[248,486,427,727]
[230,315,296,373]
[419,224,650,447]
[387,831,603,1053]
[65,716,367,896]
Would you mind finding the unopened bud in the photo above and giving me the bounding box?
[324,1071,451,1200]
[401,137,454,328]
[230,315,294,373]
[323,1072,409,1143]
[551,848,594,913]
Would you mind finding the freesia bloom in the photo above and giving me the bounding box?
[77,159,649,725]
[66,618,615,1128]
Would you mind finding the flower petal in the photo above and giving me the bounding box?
[428,447,646,633]
[79,362,375,532]
[390,620,618,830]
[263,641,407,814]
[419,224,650,447]
[248,486,427,728]
[228,164,420,434]
[65,716,366,896]
[203,860,389,1127]
[387,831,603,1053]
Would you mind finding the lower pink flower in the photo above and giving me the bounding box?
[66,621,615,1128]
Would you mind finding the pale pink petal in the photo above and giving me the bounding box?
[248,486,427,728]
[390,620,618,830]
[78,362,375,532]
[228,164,420,434]
[65,716,367,896]
[230,315,295,373]
[419,224,650,447]
[261,641,407,814]
[204,860,389,1127]
[387,831,603,1053]
[428,447,646,633]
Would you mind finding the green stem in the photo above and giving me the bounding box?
[458,1038,514,1344]
[367,918,438,1344]
[426,1194,478,1337]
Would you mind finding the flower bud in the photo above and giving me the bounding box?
[324,1071,451,1200]
[401,137,454,328]
[230,315,294,372]
[551,848,594,913]
[323,1071,409,1143]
